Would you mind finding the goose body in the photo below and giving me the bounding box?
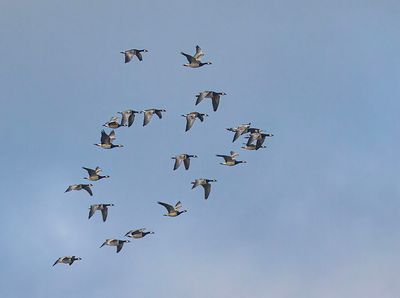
[157,201,187,217]
[94,130,123,149]
[241,143,266,150]
[181,112,208,131]
[100,239,130,253]
[65,184,93,196]
[181,45,212,68]
[53,256,81,266]
[191,178,217,200]
[216,151,246,166]
[195,91,227,111]
[118,109,139,127]
[125,228,154,239]
[121,49,148,63]
[83,166,109,181]
[141,109,166,126]
[103,116,124,129]
[89,204,114,222]
[172,154,198,170]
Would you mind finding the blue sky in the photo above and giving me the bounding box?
[1,1,400,297]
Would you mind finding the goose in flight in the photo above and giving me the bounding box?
[246,132,274,149]
[141,109,166,126]
[103,116,125,129]
[120,49,148,63]
[195,91,227,112]
[172,154,198,170]
[226,123,251,142]
[94,130,123,149]
[125,228,155,239]
[83,166,109,181]
[157,201,187,217]
[65,184,93,196]
[181,112,208,131]
[88,204,114,222]
[53,256,81,266]
[216,151,246,166]
[118,109,139,127]
[191,178,217,200]
[100,239,130,253]
[181,45,212,68]
[241,143,266,150]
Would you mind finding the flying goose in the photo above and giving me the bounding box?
[181,45,212,68]
[246,132,274,149]
[181,112,208,131]
[65,184,93,196]
[141,109,166,126]
[241,143,266,150]
[226,123,251,142]
[195,91,227,112]
[120,49,148,63]
[118,109,139,127]
[83,166,109,181]
[172,154,198,170]
[103,116,125,129]
[88,204,114,222]
[125,228,155,239]
[191,178,217,200]
[53,256,82,266]
[94,130,123,149]
[157,201,187,217]
[100,239,130,253]
[216,151,247,166]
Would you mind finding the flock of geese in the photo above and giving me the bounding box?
[53,45,273,266]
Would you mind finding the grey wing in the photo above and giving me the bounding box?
[256,136,266,149]
[116,243,123,253]
[124,51,134,63]
[248,133,260,145]
[120,112,128,126]
[143,111,153,126]
[101,130,110,144]
[88,205,96,219]
[192,179,201,189]
[175,201,182,210]
[194,45,204,60]
[154,110,163,119]
[65,185,72,192]
[217,155,232,162]
[158,201,174,213]
[83,167,96,176]
[212,94,220,112]
[52,258,60,266]
[136,51,143,61]
[185,115,196,131]
[203,184,211,200]
[232,130,242,142]
[230,151,239,159]
[83,185,93,196]
[95,167,102,174]
[101,207,108,222]
[128,113,134,127]
[197,113,205,122]
[181,52,196,63]
[109,130,116,141]
[173,158,182,170]
[195,92,207,105]
[183,157,190,170]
